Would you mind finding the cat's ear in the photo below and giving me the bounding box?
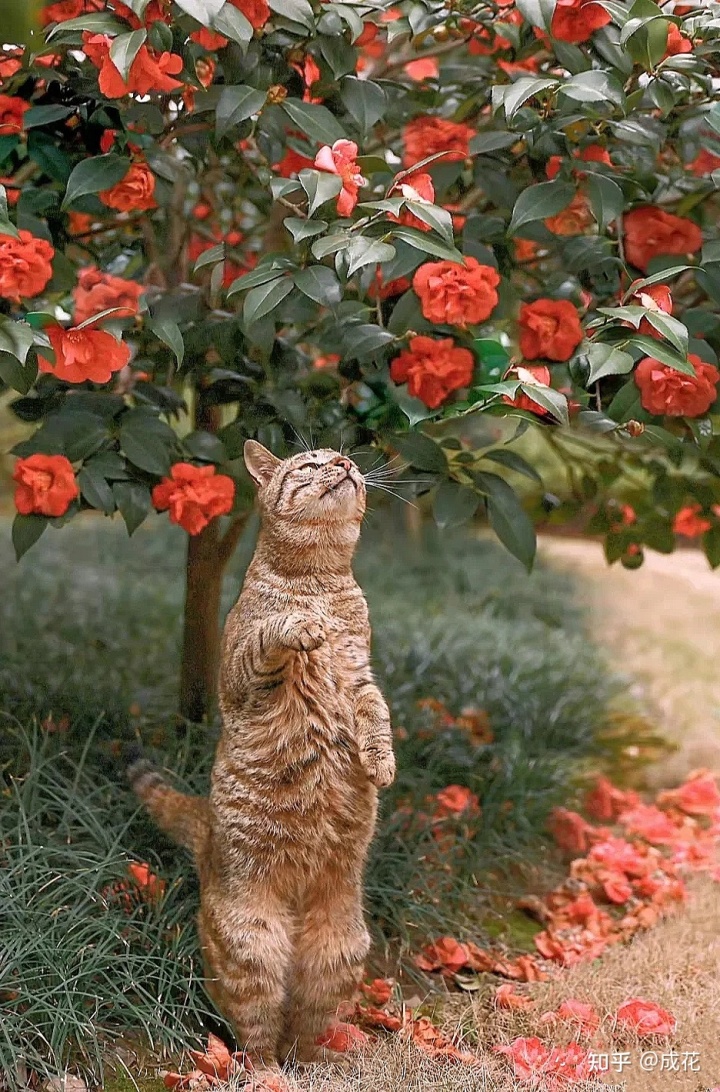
[244,440,282,488]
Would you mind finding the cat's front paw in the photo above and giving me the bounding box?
[283,614,327,652]
[359,747,396,788]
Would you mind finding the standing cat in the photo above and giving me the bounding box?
[129,441,395,1075]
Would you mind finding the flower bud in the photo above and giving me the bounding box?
[267,84,288,104]
[625,420,645,437]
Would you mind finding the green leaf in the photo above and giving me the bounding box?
[481,449,543,484]
[469,131,518,155]
[243,277,294,325]
[23,104,75,129]
[520,383,569,424]
[340,76,386,132]
[284,217,327,242]
[346,237,395,276]
[125,0,152,15]
[516,0,556,29]
[561,70,624,105]
[311,233,349,260]
[475,472,536,570]
[508,181,575,235]
[282,100,346,145]
[268,0,315,29]
[0,350,36,394]
[394,432,448,473]
[175,0,225,23]
[607,378,644,423]
[150,317,184,364]
[320,35,357,78]
[0,184,18,239]
[433,481,480,529]
[78,465,115,514]
[216,85,267,139]
[47,13,127,38]
[299,168,343,216]
[12,513,49,560]
[294,266,342,305]
[211,2,253,45]
[193,242,225,271]
[0,319,34,363]
[388,225,463,262]
[342,323,395,359]
[109,28,147,82]
[120,418,173,475]
[703,526,720,570]
[497,77,558,121]
[403,201,455,244]
[183,430,226,463]
[627,334,695,374]
[641,312,689,356]
[623,265,692,296]
[586,172,624,233]
[62,154,130,209]
[585,342,635,383]
[394,387,436,426]
[113,481,152,535]
[227,260,296,295]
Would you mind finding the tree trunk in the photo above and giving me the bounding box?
[179,517,225,722]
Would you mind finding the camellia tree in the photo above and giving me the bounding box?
[1,0,720,719]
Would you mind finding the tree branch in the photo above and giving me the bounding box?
[218,510,251,566]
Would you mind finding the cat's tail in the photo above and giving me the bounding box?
[126,749,210,861]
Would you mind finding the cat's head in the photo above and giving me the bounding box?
[244,441,366,525]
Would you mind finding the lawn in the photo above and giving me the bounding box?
[0,511,624,1087]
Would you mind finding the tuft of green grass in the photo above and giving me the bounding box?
[0,513,622,1085]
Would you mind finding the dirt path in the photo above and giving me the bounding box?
[539,538,720,788]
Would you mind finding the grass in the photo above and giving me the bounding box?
[0,510,624,1087]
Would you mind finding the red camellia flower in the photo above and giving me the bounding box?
[390,335,475,409]
[664,22,693,56]
[114,0,171,27]
[634,353,720,417]
[273,145,315,178]
[412,257,500,326]
[615,999,676,1038]
[658,769,720,815]
[229,0,270,29]
[190,27,229,50]
[545,192,594,235]
[402,116,476,168]
[623,207,702,272]
[434,785,479,816]
[72,266,144,324]
[689,148,720,177]
[0,230,55,303]
[99,161,157,212]
[550,0,611,43]
[0,95,30,135]
[38,324,131,384]
[387,172,435,232]
[404,57,439,81]
[41,0,104,24]
[314,140,366,216]
[673,505,712,537]
[152,463,235,535]
[82,32,184,98]
[519,299,584,362]
[13,453,79,517]
[628,280,673,337]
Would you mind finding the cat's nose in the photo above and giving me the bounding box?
[335,456,353,472]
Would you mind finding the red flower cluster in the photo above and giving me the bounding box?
[402,116,475,168]
[13,453,79,517]
[387,172,435,232]
[623,206,702,272]
[412,257,500,326]
[634,353,719,417]
[229,0,270,30]
[550,0,611,43]
[544,192,594,236]
[38,324,131,384]
[390,335,475,408]
[72,266,144,324]
[314,140,366,216]
[82,32,184,98]
[0,230,55,303]
[100,161,157,212]
[152,463,235,535]
[0,95,29,135]
[519,299,584,362]
[673,504,712,537]
[41,0,104,25]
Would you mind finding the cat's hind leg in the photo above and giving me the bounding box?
[279,864,370,1066]
[199,887,293,1072]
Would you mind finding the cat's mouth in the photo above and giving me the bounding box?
[323,474,357,496]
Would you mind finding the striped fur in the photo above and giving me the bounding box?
[135,442,395,1075]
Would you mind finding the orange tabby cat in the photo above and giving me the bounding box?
[129,441,395,1075]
